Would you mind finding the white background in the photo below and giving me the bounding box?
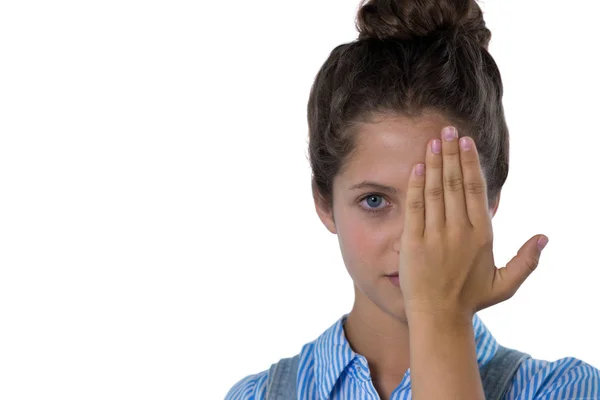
[1,0,599,399]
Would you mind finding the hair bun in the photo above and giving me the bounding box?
[355,0,490,48]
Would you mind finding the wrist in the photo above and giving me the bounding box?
[406,306,474,329]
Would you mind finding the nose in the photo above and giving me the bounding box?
[392,229,404,253]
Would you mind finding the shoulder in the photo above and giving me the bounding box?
[224,369,269,400]
[505,355,600,399]
[224,343,317,400]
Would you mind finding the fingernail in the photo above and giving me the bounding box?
[537,236,549,252]
[415,163,425,176]
[443,127,457,141]
[460,137,472,151]
[432,139,441,154]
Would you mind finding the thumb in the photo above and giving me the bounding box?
[493,234,549,302]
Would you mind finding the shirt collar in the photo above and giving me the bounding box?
[313,313,498,399]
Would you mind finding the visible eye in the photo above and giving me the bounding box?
[358,193,391,214]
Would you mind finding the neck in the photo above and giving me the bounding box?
[343,287,411,382]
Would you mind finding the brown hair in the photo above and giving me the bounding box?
[308,0,509,211]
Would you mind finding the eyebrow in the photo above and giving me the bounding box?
[349,181,398,195]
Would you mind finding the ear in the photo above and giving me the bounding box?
[312,180,337,234]
[490,191,501,219]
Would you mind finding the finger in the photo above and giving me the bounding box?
[404,163,426,239]
[441,126,468,227]
[489,235,548,304]
[424,138,445,233]
[458,136,492,230]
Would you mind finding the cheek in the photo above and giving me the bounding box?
[338,219,388,275]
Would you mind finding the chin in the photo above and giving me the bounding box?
[375,277,409,320]
[357,281,409,323]
[383,298,409,322]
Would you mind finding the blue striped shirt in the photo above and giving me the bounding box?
[225,313,600,399]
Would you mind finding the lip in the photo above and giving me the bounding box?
[386,275,400,286]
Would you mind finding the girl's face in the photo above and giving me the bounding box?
[313,112,499,321]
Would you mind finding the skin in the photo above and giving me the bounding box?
[313,111,547,399]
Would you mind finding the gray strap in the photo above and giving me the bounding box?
[481,344,531,400]
[265,354,299,400]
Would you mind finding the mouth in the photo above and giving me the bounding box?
[385,273,400,287]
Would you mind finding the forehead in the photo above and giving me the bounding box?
[343,112,452,175]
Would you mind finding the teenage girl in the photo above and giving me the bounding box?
[226,1,600,398]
